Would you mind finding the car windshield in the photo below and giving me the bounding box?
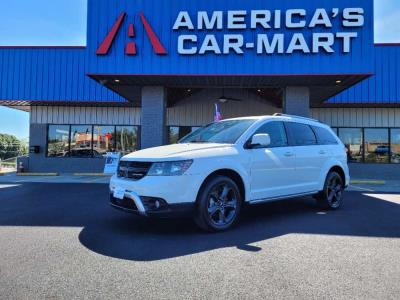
[179,119,256,144]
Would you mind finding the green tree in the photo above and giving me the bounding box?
[19,138,29,156]
[0,134,23,160]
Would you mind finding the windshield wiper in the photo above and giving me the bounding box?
[188,140,210,143]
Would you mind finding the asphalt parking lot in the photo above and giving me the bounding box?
[0,183,399,299]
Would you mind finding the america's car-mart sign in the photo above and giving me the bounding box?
[97,8,365,56]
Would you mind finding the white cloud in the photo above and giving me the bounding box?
[375,10,400,42]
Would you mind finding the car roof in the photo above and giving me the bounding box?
[223,114,327,127]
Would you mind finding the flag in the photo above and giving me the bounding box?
[214,103,222,122]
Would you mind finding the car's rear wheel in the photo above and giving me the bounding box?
[316,171,344,209]
[194,176,242,232]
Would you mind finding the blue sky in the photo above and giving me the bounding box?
[0,0,399,139]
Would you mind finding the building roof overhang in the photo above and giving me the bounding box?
[88,73,372,107]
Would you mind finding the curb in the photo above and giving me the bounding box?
[16,173,59,177]
[73,173,112,177]
[0,172,16,176]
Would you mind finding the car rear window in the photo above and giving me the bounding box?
[312,126,339,145]
[285,122,317,146]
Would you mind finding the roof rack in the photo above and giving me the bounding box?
[273,113,321,123]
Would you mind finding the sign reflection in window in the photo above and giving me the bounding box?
[93,126,115,157]
[47,125,140,158]
[69,126,93,158]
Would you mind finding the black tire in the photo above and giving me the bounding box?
[194,176,242,232]
[316,171,344,210]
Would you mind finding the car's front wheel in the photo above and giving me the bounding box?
[316,171,344,209]
[194,176,242,232]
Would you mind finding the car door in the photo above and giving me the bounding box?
[312,124,340,160]
[247,121,298,201]
[285,122,321,193]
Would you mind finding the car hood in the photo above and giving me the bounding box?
[122,143,234,161]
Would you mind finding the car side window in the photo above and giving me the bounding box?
[253,121,288,148]
[312,126,338,145]
[285,122,317,146]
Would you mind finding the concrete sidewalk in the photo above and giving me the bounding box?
[347,163,400,193]
[349,163,400,181]
[347,180,400,193]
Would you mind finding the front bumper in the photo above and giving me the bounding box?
[110,174,203,205]
[109,174,202,218]
[109,193,195,218]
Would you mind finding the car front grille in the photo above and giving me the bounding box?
[110,195,138,211]
[117,161,152,180]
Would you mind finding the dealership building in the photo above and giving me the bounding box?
[0,0,399,173]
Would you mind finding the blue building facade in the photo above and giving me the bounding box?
[329,44,400,105]
[0,0,399,172]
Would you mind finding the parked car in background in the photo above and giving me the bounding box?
[63,148,102,158]
[375,146,390,155]
[110,114,350,231]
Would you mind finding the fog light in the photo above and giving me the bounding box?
[141,196,168,211]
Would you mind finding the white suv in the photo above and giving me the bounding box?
[110,114,350,231]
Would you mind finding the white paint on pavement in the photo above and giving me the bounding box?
[364,194,400,204]
[0,184,21,189]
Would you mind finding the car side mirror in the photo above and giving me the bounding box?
[249,134,271,148]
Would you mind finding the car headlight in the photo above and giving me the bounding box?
[147,160,193,176]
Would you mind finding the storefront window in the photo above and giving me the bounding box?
[47,125,70,157]
[46,125,140,158]
[70,125,93,158]
[364,129,389,163]
[390,129,400,164]
[338,128,363,163]
[169,127,180,144]
[169,126,201,144]
[93,126,115,158]
[116,126,139,155]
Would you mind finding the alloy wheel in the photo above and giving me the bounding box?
[207,183,238,227]
[327,175,343,208]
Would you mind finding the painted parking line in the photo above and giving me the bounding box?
[12,176,57,183]
[0,184,21,189]
[349,185,375,192]
[81,176,110,183]
[350,180,386,185]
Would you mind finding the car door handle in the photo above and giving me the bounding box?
[319,150,327,155]
[284,152,294,157]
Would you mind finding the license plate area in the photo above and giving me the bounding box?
[113,188,125,200]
